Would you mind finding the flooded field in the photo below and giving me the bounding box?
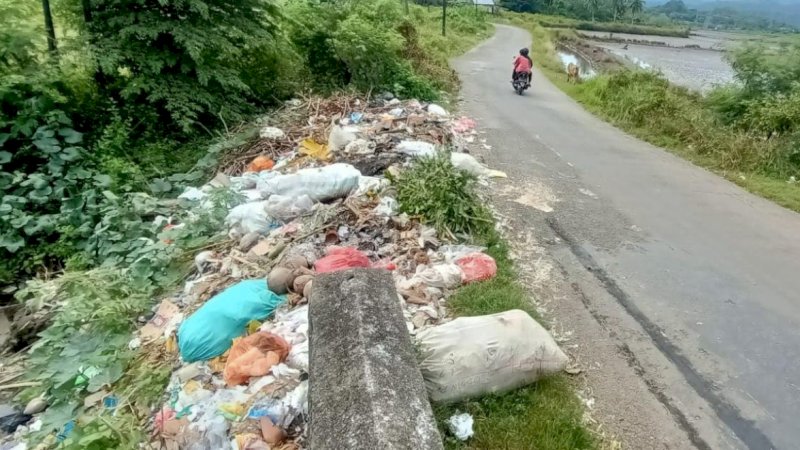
[577,29,740,50]
[595,42,735,92]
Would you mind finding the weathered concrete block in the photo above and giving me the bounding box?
[309,268,443,450]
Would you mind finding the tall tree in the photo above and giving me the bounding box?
[612,0,627,22]
[41,0,57,56]
[585,0,600,21]
[629,0,643,23]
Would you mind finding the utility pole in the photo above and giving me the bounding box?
[442,0,447,36]
[42,0,58,56]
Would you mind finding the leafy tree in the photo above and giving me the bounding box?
[584,0,601,21]
[628,0,643,22]
[611,0,627,21]
[85,0,282,133]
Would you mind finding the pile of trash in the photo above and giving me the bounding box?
[155,95,511,449]
[1,94,559,449]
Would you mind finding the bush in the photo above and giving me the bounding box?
[389,153,493,237]
[88,0,282,134]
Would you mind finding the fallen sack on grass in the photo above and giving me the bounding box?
[416,309,568,402]
[257,163,360,202]
[455,252,497,284]
[314,247,371,273]
[451,152,507,178]
[223,332,291,386]
[178,280,286,362]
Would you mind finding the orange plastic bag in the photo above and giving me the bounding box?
[223,332,291,386]
[247,156,275,173]
[314,247,370,273]
[455,253,497,284]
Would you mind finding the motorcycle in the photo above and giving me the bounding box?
[512,72,531,95]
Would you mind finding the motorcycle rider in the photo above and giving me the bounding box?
[512,47,533,87]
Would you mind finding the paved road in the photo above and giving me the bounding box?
[454,25,800,449]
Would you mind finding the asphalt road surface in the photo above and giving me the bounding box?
[454,25,800,449]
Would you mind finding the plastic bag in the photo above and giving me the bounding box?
[264,194,315,222]
[247,156,275,173]
[328,124,360,152]
[373,197,398,218]
[416,310,568,402]
[354,176,389,197]
[438,245,486,263]
[259,126,285,140]
[405,263,463,289]
[225,201,277,237]
[427,104,449,116]
[396,140,436,157]
[247,381,308,428]
[451,153,507,178]
[455,253,497,283]
[447,413,474,441]
[178,280,286,362]
[314,247,370,273]
[223,332,291,386]
[258,163,360,202]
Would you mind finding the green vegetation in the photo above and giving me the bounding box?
[394,155,596,449]
[537,15,690,37]
[390,153,494,238]
[509,14,800,212]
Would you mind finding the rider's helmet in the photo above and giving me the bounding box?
[520,48,529,56]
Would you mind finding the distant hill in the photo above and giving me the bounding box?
[647,0,800,28]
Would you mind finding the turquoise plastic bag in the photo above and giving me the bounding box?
[178,279,285,362]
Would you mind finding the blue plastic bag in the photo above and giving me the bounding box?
[178,279,285,362]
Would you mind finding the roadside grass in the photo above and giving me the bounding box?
[393,155,596,449]
[434,231,595,450]
[505,13,800,213]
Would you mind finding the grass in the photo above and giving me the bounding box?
[433,231,596,449]
[505,13,800,213]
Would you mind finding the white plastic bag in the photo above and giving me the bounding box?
[264,194,315,222]
[328,124,360,152]
[373,197,398,218]
[451,153,507,178]
[354,176,389,196]
[427,104,449,117]
[403,263,463,290]
[416,310,569,402]
[447,413,474,441]
[259,126,285,140]
[225,201,277,237]
[257,163,360,202]
[397,140,436,157]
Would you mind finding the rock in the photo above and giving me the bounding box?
[309,269,443,449]
[239,232,261,252]
[427,104,448,117]
[268,267,294,294]
[388,98,401,106]
[380,91,395,101]
[176,363,203,382]
[259,126,285,140]
[23,397,47,415]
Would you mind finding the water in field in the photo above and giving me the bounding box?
[556,50,597,79]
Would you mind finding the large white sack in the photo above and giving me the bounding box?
[416,309,568,402]
[257,163,360,202]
